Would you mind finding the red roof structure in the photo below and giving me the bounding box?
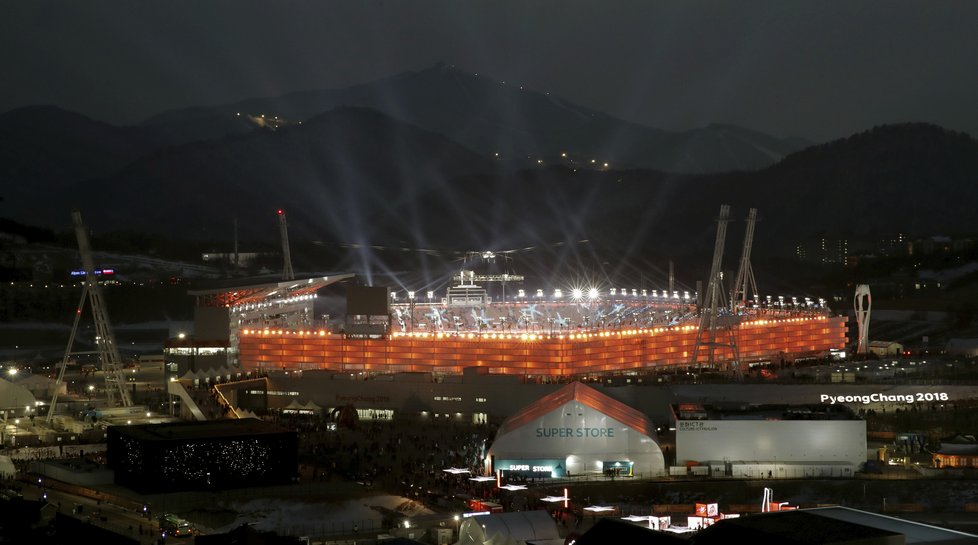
[188,274,354,307]
[496,381,654,438]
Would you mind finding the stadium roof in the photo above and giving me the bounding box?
[188,273,355,307]
[496,381,654,438]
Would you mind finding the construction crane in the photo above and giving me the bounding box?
[730,207,759,313]
[278,209,294,281]
[49,211,132,422]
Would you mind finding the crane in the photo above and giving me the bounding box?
[49,211,132,423]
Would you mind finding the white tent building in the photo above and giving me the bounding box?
[486,381,666,478]
[0,379,37,417]
[457,510,562,545]
[6,373,64,399]
[0,455,16,479]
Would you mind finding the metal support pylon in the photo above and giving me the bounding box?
[278,209,294,281]
[689,205,740,371]
[730,207,759,313]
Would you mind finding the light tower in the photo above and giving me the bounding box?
[854,284,871,354]
[278,209,294,281]
[49,211,132,422]
[689,204,740,372]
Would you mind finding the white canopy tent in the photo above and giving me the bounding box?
[457,510,561,545]
[0,379,36,416]
[0,455,16,479]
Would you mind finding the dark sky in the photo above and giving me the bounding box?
[3,1,977,142]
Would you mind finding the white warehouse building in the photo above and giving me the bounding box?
[672,402,867,479]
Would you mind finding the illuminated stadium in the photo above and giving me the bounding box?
[235,278,847,377]
[213,207,849,379]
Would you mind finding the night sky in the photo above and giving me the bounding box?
[3,1,977,142]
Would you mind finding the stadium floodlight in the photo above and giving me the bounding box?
[588,288,599,300]
[641,289,647,297]
[571,288,583,300]
[610,288,617,295]
[631,289,638,297]
[408,291,415,300]
[427,291,434,300]
[684,291,691,300]
[518,289,526,298]
[536,289,544,298]
[554,289,563,299]
[391,291,397,300]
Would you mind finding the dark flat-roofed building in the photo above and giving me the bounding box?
[577,506,978,544]
[107,419,297,493]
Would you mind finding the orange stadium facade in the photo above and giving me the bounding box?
[238,314,848,376]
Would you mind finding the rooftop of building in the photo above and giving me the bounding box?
[108,418,294,442]
[672,402,861,422]
[188,273,355,307]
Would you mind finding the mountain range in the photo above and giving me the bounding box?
[139,63,810,173]
[1,65,977,280]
